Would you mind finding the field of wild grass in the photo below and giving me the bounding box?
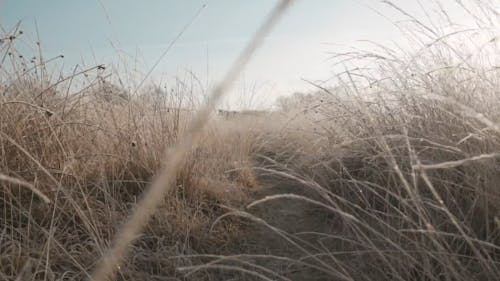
[2,1,500,280]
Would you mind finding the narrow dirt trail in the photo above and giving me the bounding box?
[221,171,340,281]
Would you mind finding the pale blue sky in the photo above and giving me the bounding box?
[0,0,469,108]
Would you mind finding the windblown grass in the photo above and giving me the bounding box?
[2,0,500,280]
[0,26,263,280]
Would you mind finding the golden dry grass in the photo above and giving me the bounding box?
[2,1,500,280]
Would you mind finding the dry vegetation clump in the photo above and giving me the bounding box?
[0,32,263,280]
[256,89,500,280]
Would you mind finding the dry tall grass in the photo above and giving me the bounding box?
[0,31,262,281]
[2,0,500,280]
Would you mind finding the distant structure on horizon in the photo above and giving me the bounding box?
[217,109,268,119]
